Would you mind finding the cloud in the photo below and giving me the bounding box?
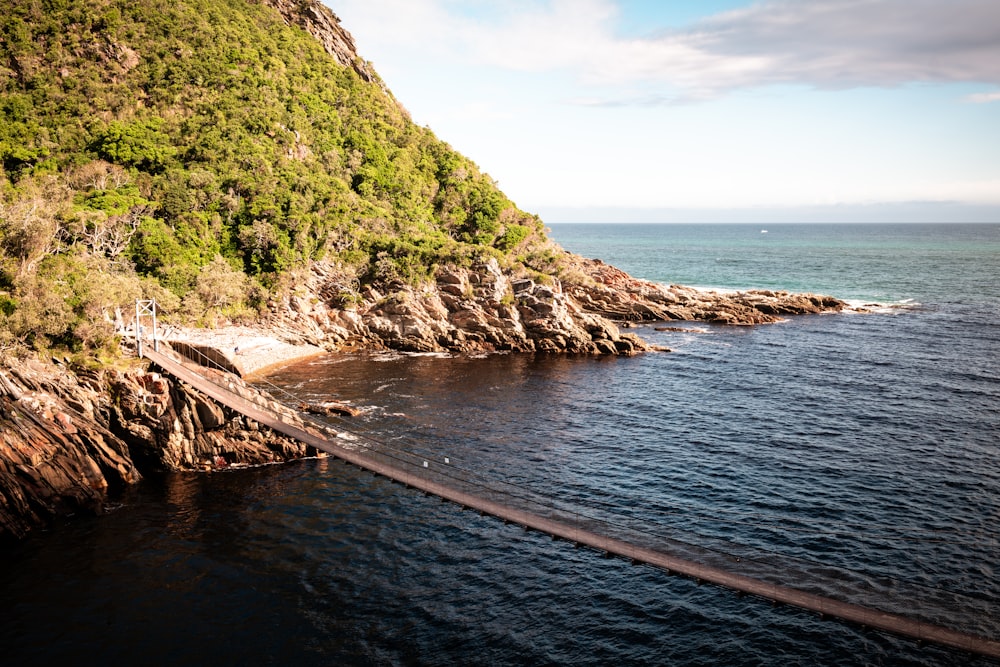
[966,91,1000,104]
[678,0,1000,92]
[334,0,1000,102]
[563,0,1000,99]
[561,93,679,108]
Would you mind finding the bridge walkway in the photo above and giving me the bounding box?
[140,346,1000,660]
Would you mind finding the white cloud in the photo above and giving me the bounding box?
[680,0,1000,92]
[327,1,1000,213]
[966,91,1000,104]
[333,0,1000,102]
[465,0,619,72]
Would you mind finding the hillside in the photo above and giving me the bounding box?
[0,0,847,362]
[0,0,554,355]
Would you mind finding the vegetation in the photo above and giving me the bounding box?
[0,0,548,354]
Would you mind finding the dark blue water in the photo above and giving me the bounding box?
[2,224,998,665]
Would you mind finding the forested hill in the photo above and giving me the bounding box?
[0,0,549,354]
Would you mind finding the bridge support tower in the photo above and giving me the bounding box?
[134,299,159,358]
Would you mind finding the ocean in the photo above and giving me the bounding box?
[2,223,998,666]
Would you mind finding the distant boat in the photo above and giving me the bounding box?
[760,229,768,234]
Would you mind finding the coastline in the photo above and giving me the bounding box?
[1,259,849,540]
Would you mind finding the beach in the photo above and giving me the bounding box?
[159,325,327,378]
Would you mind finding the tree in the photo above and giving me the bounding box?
[195,255,251,313]
[0,175,70,281]
[92,119,176,173]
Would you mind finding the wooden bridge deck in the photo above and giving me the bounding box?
[142,347,1000,660]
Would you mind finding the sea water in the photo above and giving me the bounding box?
[1,223,998,666]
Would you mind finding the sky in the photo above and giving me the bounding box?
[329,0,1000,222]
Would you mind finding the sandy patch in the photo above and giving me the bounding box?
[159,325,326,378]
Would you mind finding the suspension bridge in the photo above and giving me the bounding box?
[131,305,1000,660]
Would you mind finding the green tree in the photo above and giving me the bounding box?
[92,119,176,173]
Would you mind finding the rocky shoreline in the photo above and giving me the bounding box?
[0,255,851,540]
[0,351,331,540]
[253,252,850,359]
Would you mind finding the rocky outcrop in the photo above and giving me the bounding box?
[262,253,845,357]
[0,359,139,539]
[0,355,323,540]
[269,257,652,356]
[563,256,846,325]
[108,360,319,472]
[261,0,378,84]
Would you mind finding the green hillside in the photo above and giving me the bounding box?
[0,0,549,355]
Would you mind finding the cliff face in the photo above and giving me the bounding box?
[282,257,649,355]
[0,356,321,539]
[0,360,139,539]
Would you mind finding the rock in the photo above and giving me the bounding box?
[192,395,226,431]
[561,255,845,328]
[299,401,361,418]
[261,0,378,84]
[0,371,23,400]
[0,359,141,539]
[256,250,847,359]
[0,353,330,540]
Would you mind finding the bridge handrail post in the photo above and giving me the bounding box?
[134,300,141,358]
[152,301,159,352]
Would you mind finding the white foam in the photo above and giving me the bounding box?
[371,351,453,362]
[843,298,921,314]
[679,284,742,295]
[370,352,406,362]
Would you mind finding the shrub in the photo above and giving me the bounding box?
[92,119,176,173]
[496,224,530,252]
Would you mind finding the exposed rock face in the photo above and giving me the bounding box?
[272,257,651,356]
[267,253,845,357]
[0,356,320,540]
[0,359,139,539]
[261,0,378,83]
[108,361,317,472]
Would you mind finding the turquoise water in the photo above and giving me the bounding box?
[548,222,1000,304]
[1,223,998,665]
